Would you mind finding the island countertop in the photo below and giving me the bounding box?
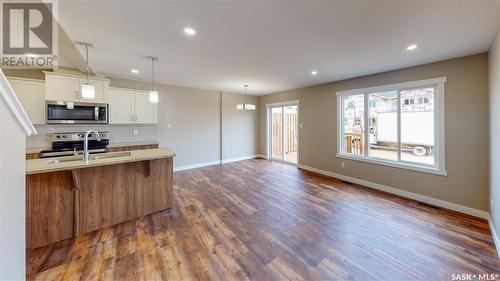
[26,148,176,175]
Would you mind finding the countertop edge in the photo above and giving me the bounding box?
[26,148,175,175]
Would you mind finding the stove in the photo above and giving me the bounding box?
[40,132,110,158]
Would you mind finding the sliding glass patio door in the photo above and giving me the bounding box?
[268,102,299,164]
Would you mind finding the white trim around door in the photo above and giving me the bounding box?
[266,100,300,165]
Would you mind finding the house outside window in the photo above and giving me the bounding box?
[337,77,447,176]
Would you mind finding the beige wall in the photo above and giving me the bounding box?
[489,30,500,236]
[259,54,489,211]
[110,78,259,168]
[6,53,490,213]
[222,92,259,160]
[4,70,260,168]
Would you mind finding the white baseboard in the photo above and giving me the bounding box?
[488,217,500,259]
[174,155,261,172]
[298,164,490,220]
[173,160,222,172]
[299,164,500,257]
[221,155,260,164]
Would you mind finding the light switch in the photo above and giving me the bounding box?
[167,123,172,128]
[299,123,303,128]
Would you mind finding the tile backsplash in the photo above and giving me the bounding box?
[27,124,158,150]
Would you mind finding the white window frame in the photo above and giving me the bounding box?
[336,77,447,176]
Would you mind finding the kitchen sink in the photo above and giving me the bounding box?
[47,156,82,164]
[47,151,132,164]
[88,151,131,160]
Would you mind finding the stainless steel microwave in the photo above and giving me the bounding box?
[46,101,108,124]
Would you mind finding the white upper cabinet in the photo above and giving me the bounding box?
[45,74,79,101]
[45,72,109,103]
[7,77,45,124]
[109,88,135,124]
[134,90,158,124]
[108,87,158,124]
[79,79,109,103]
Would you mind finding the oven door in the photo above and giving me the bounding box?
[46,101,108,124]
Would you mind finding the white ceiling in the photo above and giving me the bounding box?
[58,0,500,95]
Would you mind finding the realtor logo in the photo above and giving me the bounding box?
[1,0,58,68]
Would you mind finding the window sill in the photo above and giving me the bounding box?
[336,154,447,176]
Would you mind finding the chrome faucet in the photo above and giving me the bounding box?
[83,130,101,162]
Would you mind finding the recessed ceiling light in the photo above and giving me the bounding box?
[184,28,196,36]
[406,44,418,51]
[311,70,318,75]
[131,69,139,74]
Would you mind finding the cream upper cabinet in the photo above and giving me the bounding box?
[109,88,135,124]
[108,87,158,124]
[45,72,109,103]
[79,78,109,103]
[7,78,45,124]
[45,74,79,101]
[134,90,158,124]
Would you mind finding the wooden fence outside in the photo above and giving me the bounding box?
[272,112,298,157]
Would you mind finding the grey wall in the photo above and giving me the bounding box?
[6,21,259,167]
[110,78,259,168]
[9,53,492,215]
[10,70,261,169]
[222,92,260,160]
[259,54,490,211]
[489,30,500,237]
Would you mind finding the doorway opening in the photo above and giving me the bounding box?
[268,102,299,164]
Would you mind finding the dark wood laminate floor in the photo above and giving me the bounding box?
[27,158,500,280]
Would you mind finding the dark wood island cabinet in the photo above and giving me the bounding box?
[25,149,175,249]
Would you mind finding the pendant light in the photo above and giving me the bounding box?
[147,56,159,104]
[76,42,95,100]
[237,84,256,110]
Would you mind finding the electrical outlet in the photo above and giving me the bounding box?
[341,162,345,168]
[133,129,139,136]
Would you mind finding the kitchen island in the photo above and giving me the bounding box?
[26,148,175,249]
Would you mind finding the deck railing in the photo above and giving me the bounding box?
[345,132,364,154]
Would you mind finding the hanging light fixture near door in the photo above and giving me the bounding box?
[236,84,256,110]
[75,41,95,100]
[147,56,159,104]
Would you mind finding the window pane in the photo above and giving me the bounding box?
[368,90,397,161]
[400,87,434,165]
[342,94,365,155]
[271,107,283,159]
[284,105,298,163]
